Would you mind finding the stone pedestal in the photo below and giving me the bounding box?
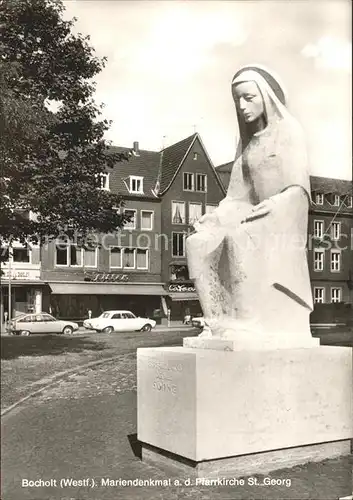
[137,346,352,476]
[183,334,319,351]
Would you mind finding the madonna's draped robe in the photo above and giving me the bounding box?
[186,69,314,343]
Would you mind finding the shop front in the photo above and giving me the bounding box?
[47,274,167,323]
[0,267,48,323]
[166,282,202,321]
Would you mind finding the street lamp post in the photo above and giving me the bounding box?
[8,242,12,329]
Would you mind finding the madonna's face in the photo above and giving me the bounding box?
[233,81,265,123]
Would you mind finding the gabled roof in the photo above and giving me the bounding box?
[107,146,161,199]
[107,134,227,198]
[159,134,197,193]
[310,176,352,196]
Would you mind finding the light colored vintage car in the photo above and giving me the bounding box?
[83,310,156,333]
[8,313,79,336]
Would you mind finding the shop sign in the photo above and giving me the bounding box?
[2,269,40,280]
[168,284,196,293]
[84,272,129,283]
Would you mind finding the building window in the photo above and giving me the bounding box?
[13,208,30,220]
[196,173,207,192]
[183,173,194,191]
[330,250,341,272]
[172,232,186,257]
[12,247,31,263]
[331,287,342,303]
[97,173,110,190]
[171,201,186,224]
[188,202,202,225]
[136,249,148,270]
[205,204,217,214]
[69,245,83,267]
[333,195,340,206]
[110,247,122,268]
[123,248,135,268]
[315,193,323,205]
[141,210,154,231]
[110,247,149,270]
[347,196,352,208]
[84,248,97,268]
[124,209,137,230]
[55,244,68,266]
[193,153,198,160]
[129,176,144,194]
[331,222,341,240]
[314,287,325,304]
[170,264,189,281]
[314,220,324,239]
[1,245,31,263]
[314,249,324,271]
[55,243,88,267]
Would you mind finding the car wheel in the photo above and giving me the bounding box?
[141,324,152,332]
[20,330,31,336]
[102,326,114,334]
[62,326,73,335]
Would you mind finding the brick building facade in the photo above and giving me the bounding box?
[2,137,351,325]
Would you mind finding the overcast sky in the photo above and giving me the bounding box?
[63,0,351,180]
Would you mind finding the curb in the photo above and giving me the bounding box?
[1,354,124,419]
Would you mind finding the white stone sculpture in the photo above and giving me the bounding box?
[186,65,317,348]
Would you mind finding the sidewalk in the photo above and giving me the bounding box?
[2,360,352,500]
[1,322,195,336]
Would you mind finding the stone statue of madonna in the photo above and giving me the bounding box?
[186,65,318,349]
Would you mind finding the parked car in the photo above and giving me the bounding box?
[8,313,79,336]
[191,315,205,331]
[83,310,156,333]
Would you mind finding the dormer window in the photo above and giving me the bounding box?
[129,176,144,194]
[333,195,340,207]
[315,193,323,205]
[96,173,110,191]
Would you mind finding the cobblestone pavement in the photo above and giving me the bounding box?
[2,355,352,500]
[35,352,138,401]
[1,328,195,411]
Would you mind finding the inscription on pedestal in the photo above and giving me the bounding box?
[146,358,183,396]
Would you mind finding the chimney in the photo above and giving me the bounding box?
[133,141,140,156]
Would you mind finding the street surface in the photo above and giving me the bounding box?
[1,326,196,410]
[1,327,352,500]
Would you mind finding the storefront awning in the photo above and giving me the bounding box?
[49,282,168,296]
[169,292,199,301]
[0,280,48,286]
